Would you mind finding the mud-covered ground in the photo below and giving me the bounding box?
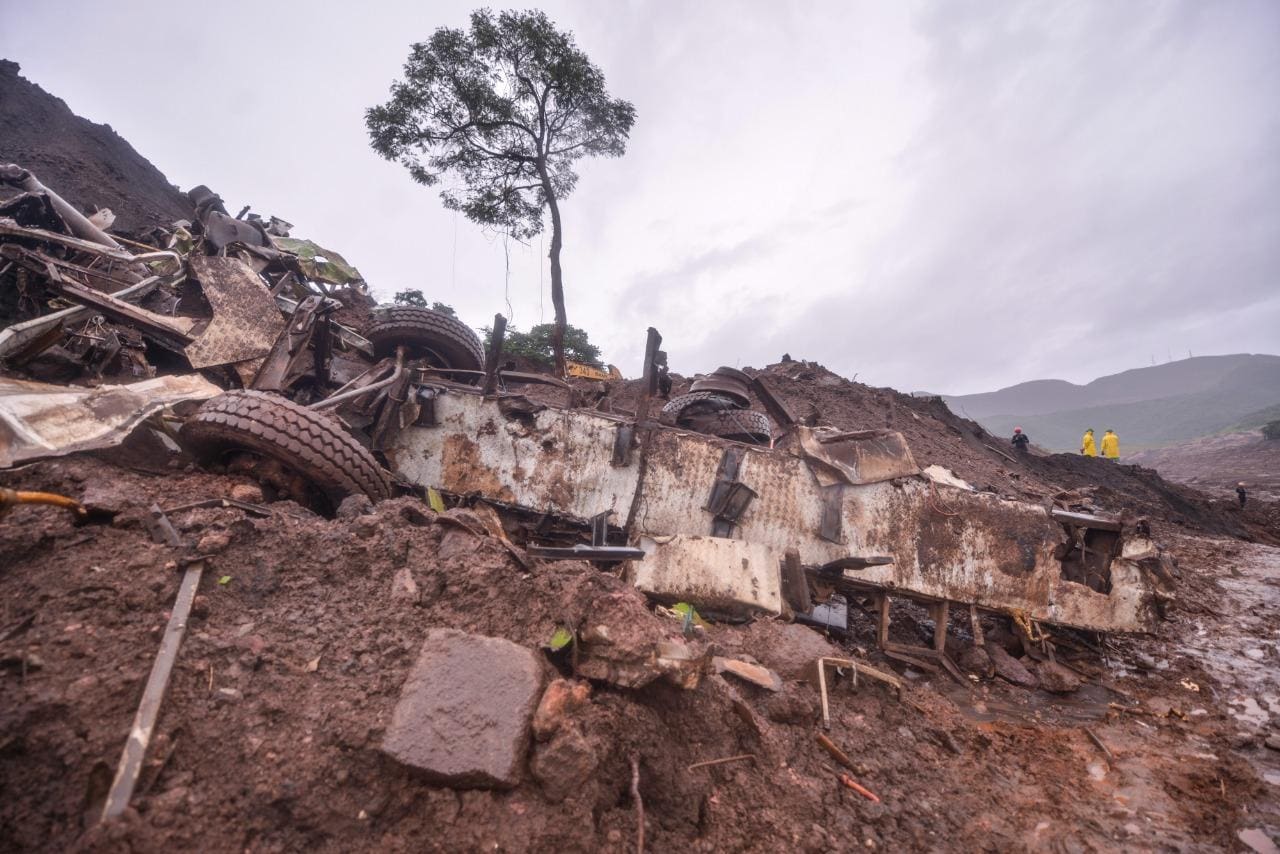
[2,455,1277,852]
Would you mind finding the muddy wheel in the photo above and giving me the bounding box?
[180,391,391,511]
[364,306,484,370]
[661,390,739,417]
[681,408,773,444]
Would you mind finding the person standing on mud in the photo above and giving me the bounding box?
[1011,427,1030,455]
[1101,429,1120,461]
[1081,428,1097,457]
[1237,482,1248,508]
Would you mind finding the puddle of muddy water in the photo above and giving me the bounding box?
[945,681,1121,727]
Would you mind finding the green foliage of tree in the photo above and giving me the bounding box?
[366,9,635,375]
[392,289,457,317]
[1263,419,1280,441]
[482,322,601,367]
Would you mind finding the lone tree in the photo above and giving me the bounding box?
[367,9,635,375]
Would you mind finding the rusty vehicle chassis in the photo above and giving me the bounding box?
[385,383,1170,637]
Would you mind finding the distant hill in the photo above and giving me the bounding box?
[944,354,1280,451]
[0,59,193,231]
[1128,429,1280,500]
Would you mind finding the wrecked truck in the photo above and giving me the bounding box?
[0,163,1173,662]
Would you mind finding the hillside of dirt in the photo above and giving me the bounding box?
[2,455,1278,853]
[0,60,193,231]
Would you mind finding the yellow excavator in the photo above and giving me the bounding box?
[565,360,622,381]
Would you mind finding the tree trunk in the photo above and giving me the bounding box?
[538,163,568,377]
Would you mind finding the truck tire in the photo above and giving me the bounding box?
[181,390,391,509]
[661,390,738,417]
[365,306,484,370]
[681,408,773,444]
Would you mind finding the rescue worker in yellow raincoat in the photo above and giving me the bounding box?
[1101,429,1120,460]
[1081,428,1097,457]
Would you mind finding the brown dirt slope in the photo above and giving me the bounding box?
[1,456,1272,852]
[0,60,193,231]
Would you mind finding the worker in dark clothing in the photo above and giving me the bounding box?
[1237,482,1248,509]
[1011,426,1030,454]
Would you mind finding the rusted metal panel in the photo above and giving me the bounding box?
[386,390,1166,633]
[185,256,285,369]
[0,374,222,467]
[386,392,641,522]
[634,535,782,617]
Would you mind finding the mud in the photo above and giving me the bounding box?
[2,455,1277,852]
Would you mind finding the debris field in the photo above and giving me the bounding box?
[2,59,1279,853]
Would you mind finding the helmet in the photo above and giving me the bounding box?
[1086,428,1094,433]
[1014,427,1022,433]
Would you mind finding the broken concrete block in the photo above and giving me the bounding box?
[633,535,782,618]
[531,679,591,742]
[713,656,784,692]
[985,643,1039,688]
[382,629,544,788]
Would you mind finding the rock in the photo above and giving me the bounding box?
[229,483,265,504]
[531,679,591,742]
[390,567,420,604]
[737,620,840,680]
[337,494,374,520]
[713,656,784,692]
[1036,660,1081,694]
[529,727,600,803]
[1264,734,1280,751]
[958,645,992,676]
[352,514,380,538]
[80,483,129,516]
[197,531,232,554]
[984,643,1039,688]
[214,687,243,704]
[382,629,544,789]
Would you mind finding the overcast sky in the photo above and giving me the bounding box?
[3,0,1277,393]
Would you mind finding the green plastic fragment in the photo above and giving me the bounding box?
[218,575,232,586]
[548,626,574,651]
[671,602,705,626]
[426,488,446,513]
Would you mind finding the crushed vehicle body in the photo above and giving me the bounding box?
[0,160,1172,640]
[384,385,1173,635]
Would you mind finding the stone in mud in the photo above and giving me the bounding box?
[530,727,600,803]
[1036,660,1082,693]
[958,645,992,676]
[382,629,544,789]
[336,494,374,519]
[985,642,1039,688]
[531,679,591,742]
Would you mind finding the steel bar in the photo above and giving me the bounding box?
[101,557,204,820]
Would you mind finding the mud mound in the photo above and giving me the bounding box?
[1,456,1265,852]
[0,61,193,231]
